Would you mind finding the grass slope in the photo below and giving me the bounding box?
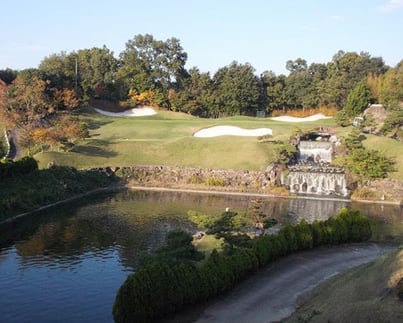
[33,107,403,178]
[285,247,403,323]
[34,107,334,170]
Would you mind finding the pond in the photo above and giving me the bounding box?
[0,189,402,322]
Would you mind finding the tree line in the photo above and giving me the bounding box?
[1,34,402,153]
[1,33,402,118]
[112,208,372,323]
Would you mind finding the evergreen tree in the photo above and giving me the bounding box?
[345,80,372,117]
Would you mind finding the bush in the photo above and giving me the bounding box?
[112,261,200,323]
[279,222,298,253]
[294,219,313,250]
[311,220,324,247]
[205,177,226,186]
[0,156,38,180]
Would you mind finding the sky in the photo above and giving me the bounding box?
[1,0,403,76]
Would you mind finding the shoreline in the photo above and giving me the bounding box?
[0,186,121,225]
[2,183,401,225]
[128,185,352,203]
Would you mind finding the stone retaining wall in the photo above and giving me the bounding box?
[92,165,280,194]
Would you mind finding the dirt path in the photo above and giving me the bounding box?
[7,128,22,159]
[168,243,395,323]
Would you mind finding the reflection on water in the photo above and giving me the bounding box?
[352,201,403,244]
[0,189,402,322]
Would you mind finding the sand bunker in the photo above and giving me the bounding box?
[93,106,156,117]
[270,113,331,122]
[194,126,272,138]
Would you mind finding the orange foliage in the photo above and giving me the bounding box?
[30,128,48,141]
[52,88,79,111]
[270,106,337,117]
[61,88,79,110]
[89,98,131,112]
[128,89,155,106]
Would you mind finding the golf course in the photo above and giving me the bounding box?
[32,105,403,181]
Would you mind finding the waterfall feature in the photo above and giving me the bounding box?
[281,139,349,197]
[284,165,348,196]
[298,141,333,163]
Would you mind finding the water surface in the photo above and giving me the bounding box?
[0,190,402,322]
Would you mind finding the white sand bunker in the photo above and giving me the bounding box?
[93,106,156,117]
[194,126,272,138]
[270,113,331,122]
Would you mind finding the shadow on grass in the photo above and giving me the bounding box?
[72,144,117,157]
[86,119,114,130]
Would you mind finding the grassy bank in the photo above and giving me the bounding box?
[285,247,403,323]
[0,165,119,222]
[34,107,335,171]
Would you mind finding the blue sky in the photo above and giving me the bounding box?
[1,0,402,75]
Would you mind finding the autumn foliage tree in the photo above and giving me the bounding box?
[0,73,85,153]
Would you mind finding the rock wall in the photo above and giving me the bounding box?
[92,165,278,194]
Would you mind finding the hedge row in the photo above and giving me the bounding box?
[112,208,372,323]
[0,156,38,180]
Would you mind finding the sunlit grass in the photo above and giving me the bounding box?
[193,234,224,255]
[363,134,403,180]
[33,108,403,179]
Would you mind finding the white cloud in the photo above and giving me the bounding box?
[379,0,403,12]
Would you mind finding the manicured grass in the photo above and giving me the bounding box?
[333,126,403,180]
[363,134,403,180]
[34,107,403,179]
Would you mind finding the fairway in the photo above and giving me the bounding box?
[34,107,403,179]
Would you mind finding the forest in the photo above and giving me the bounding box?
[0,33,403,151]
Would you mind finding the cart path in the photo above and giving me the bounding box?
[193,243,395,323]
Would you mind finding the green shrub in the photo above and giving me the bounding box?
[187,210,218,228]
[112,261,200,323]
[188,174,203,184]
[294,219,313,250]
[205,177,226,186]
[279,222,298,253]
[0,156,38,180]
[311,220,324,247]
